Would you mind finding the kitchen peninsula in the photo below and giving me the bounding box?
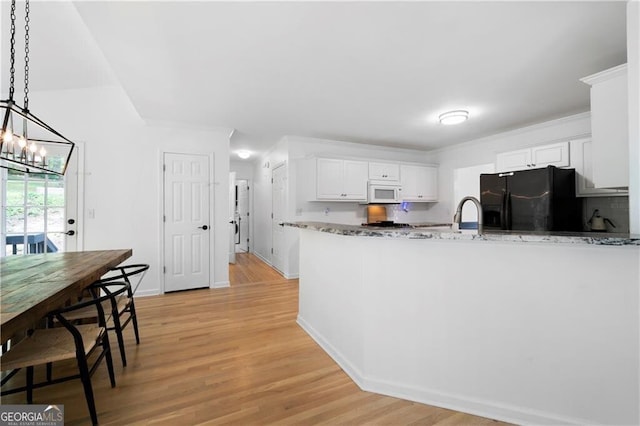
[287,222,639,425]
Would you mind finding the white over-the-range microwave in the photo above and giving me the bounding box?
[368,181,402,203]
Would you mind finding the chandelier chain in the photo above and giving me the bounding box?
[8,0,16,101]
[23,0,30,109]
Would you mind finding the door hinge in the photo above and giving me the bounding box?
[247,212,250,216]
[163,266,166,274]
[271,213,273,219]
[271,248,273,254]
[163,164,166,172]
[163,215,166,222]
[271,178,273,184]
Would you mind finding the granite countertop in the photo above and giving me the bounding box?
[284,221,640,246]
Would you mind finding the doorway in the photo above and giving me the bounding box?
[235,179,250,253]
[162,152,212,292]
[1,146,82,257]
[271,163,286,274]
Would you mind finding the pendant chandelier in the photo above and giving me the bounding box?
[0,0,75,176]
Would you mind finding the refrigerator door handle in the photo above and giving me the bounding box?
[505,191,512,230]
[500,191,507,229]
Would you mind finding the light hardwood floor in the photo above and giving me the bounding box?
[3,253,509,425]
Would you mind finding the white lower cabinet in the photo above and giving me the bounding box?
[316,158,368,201]
[569,137,628,197]
[400,164,438,202]
[496,142,569,172]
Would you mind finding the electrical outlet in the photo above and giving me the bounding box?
[324,207,330,216]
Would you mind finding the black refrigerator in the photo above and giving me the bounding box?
[480,166,582,232]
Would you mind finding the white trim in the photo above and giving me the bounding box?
[580,63,627,86]
[74,141,85,252]
[134,289,161,298]
[159,149,216,294]
[212,280,230,288]
[297,314,597,426]
[253,250,271,266]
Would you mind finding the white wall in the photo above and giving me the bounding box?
[29,85,231,294]
[230,160,254,181]
[628,0,640,235]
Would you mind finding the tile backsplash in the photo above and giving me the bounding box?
[581,196,629,233]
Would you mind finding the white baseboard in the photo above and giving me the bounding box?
[297,314,592,426]
[253,251,271,266]
[135,289,161,297]
[212,280,230,289]
[284,273,299,279]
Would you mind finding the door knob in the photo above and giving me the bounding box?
[65,230,75,236]
[198,225,209,230]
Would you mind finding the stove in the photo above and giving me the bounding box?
[362,221,413,228]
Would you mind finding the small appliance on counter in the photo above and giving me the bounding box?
[588,209,616,232]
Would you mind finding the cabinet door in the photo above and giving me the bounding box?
[419,166,438,201]
[343,160,368,200]
[570,138,628,197]
[531,142,569,168]
[369,162,400,181]
[400,165,438,201]
[496,149,531,172]
[316,158,344,199]
[590,70,629,188]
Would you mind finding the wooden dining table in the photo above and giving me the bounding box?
[0,249,132,344]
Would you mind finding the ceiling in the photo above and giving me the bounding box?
[1,1,628,157]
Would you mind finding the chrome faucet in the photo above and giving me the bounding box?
[453,196,483,234]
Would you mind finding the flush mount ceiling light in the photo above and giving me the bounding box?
[439,110,469,125]
[236,150,251,159]
[0,0,75,176]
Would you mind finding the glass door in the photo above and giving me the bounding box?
[1,149,79,257]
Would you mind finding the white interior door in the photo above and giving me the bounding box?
[235,179,249,253]
[1,147,81,257]
[271,164,286,274]
[163,153,211,292]
[228,171,236,264]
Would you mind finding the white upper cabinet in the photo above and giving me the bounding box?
[569,137,628,197]
[400,164,438,202]
[580,64,629,189]
[369,162,400,181]
[316,158,368,201]
[496,141,569,172]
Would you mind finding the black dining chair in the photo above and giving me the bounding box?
[57,264,149,367]
[1,284,128,425]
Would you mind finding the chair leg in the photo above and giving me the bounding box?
[102,333,117,388]
[112,314,127,367]
[129,301,141,345]
[77,353,98,426]
[26,366,34,403]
